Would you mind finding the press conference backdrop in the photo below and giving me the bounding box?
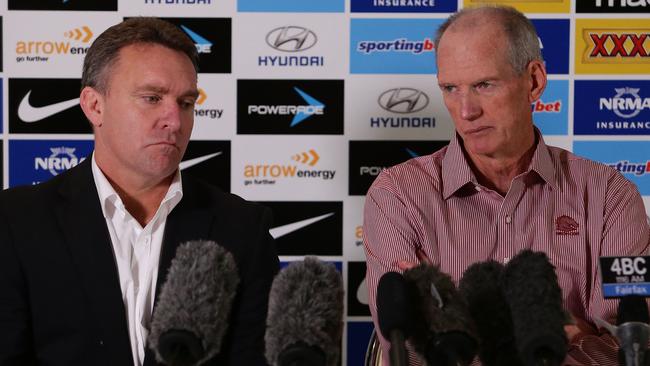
[1,0,649,364]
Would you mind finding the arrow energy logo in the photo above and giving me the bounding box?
[16,25,94,63]
[243,149,335,186]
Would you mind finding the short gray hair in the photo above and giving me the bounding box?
[434,5,542,74]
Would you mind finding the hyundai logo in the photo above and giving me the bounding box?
[378,88,429,114]
[266,26,318,52]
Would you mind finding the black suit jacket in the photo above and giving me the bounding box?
[0,159,279,366]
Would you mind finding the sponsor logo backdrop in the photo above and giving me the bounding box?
[1,2,648,364]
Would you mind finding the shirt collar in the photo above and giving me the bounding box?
[91,153,184,220]
[441,127,556,199]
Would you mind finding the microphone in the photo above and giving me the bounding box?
[617,296,650,366]
[148,240,240,366]
[596,295,650,366]
[501,250,568,366]
[376,271,413,366]
[403,263,478,366]
[459,260,523,366]
[264,257,344,366]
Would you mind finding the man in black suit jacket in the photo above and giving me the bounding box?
[0,18,279,366]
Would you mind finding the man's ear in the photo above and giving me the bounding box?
[79,86,104,128]
[527,60,547,103]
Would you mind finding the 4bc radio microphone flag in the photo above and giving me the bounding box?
[149,240,240,366]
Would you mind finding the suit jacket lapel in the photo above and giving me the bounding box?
[54,158,133,360]
[144,177,216,366]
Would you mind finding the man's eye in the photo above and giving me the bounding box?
[144,95,161,103]
[441,85,456,93]
[476,82,492,89]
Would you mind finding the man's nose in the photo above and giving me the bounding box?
[161,100,183,131]
[459,92,482,121]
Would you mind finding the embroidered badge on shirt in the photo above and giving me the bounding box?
[556,215,579,236]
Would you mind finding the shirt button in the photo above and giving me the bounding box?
[475,186,482,192]
[505,215,512,224]
[503,257,510,263]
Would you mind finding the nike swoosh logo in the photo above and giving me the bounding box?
[18,90,80,123]
[357,277,369,305]
[269,212,334,239]
[179,152,222,170]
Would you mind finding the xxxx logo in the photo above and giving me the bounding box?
[584,30,650,63]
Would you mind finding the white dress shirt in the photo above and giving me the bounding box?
[91,155,183,366]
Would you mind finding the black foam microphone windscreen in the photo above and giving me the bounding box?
[149,240,240,366]
[459,260,523,366]
[403,263,478,366]
[501,250,568,366]
[377,271,412,366]
[265,256,344,366]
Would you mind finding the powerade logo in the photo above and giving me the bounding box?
[180,25,211,54]
[349,140,448,195]
[574,141,650,195]
[357,38,434,55]
[237,80,343,135]
[248,87,324,126]
[9,140,94,187]
[351,19,442,74]
[531,19,569,74]
[148,18,230,74]
[532,80,568,135]
[351,0,457,13]
[238,0,344,12]
[575,81,650,135]
[259,26,323,67]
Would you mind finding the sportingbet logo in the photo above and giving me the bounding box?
[357,38,434,54]
[180,25,212,54]
[243,149,336,186]
[600,87,650,119]
[35,147,85,176]
[609,160,650,176]
[248,87,325,127]
[16,26,93,63]
[532,99,562,113]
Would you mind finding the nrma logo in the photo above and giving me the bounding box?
[180,25,212,54]
[357,37,434,54]
[35,147,85,176]
[16,26,93,63]
[243,149,335,186]
[609,160,650,176]
[247,87,325,126]
[600,87,650,119]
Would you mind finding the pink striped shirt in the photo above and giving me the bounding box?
[363,132,650,365]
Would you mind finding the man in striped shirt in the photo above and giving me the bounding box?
[363,5,650,365]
